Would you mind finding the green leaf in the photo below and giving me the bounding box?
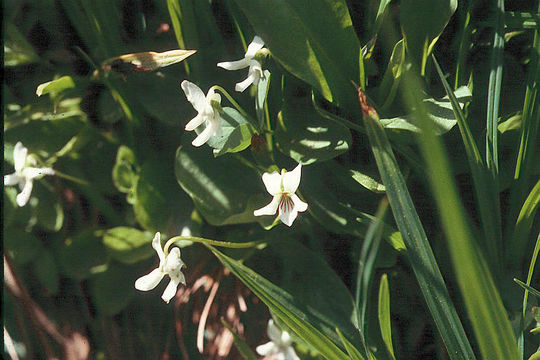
[378,274,396,360]
[380,86,471,135]
[33,250,59,295]
[210,245,352,360]
[276,95,351,165]
[514,278,540,299]
[206,107,257,157]
[133,155,192,232]
[174,145,271,226]
[4,22,39,66]
[56,230,108,280]
[233,0,361,111]
[221,320,258,360]
[336,328,365,360]
[360,89,476,359]
[36,76,76,97]
[4,229,42,265]
[350,169,385,193]
[34,184,64,232]
[102,227,155,264]
[112,145,138,194]
[256,70,271,127]
[89,262,137,316]
[400,0,457,72]
[3,187,33,229]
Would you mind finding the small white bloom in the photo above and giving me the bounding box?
[4,142,54,207]
[254,164,308,227]
[135,232,186,303]
[217,35,266,92]
[256,319,300,360]
[181,80,222,147]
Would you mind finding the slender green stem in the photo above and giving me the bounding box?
[52,170,89,185]
[518,233,540,358]
[164,236,265,254]
[211,85,250,119]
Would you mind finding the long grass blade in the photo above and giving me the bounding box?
[486,0,505,174]
[397,69,520,359]
[378,274,396,360]
[433,55,502,272]
[358,90,476,360]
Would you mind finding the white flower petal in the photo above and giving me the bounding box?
[284,347,300,360]
[13,142,27,173]
[151,232,165,264]
[181,80,207,113]
[267,319,282,342]
[282,164,302,193]
[254,196,280,217]
[245,36,265,59]
[135,268,165,291]
[261,171,282,195]
[16,179,33,207]
[4,173,19,186]
[235,72,258,92]
[291,194,308,213]
[279,204,298,227]
[161,277,181,303]
[255,342,276,356]
[185,114,204,131]
[191,122,216,147]
[22,167,54,180]
[217,59,250,71]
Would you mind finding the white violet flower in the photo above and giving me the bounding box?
[4,142,55,207]
[254,164,308,227]
[217,35,266,92]
[135,232,186,303]
[181,80,222,147]
[256,319,300,360]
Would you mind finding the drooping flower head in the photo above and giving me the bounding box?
[135,232,186,303]
[217,35,267,92]
[181,80,222,147]
[4,142,55,207]
[256,319,300,360]
[254,164,308,227]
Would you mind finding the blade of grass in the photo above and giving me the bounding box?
[454,1,472,89]
[486,0,505,174]
[166,0,191,74]
[398,68,520,359]
[518,233,540,358]
[358,90,476,360]
[509,179,540,265]
[378,274,396,360]
[433,55,502,273]
[221,319,258,360]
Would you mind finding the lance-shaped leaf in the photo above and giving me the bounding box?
[101,49,197,74]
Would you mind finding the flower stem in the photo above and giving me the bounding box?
[211,85,249,119]
[164,236,265,254]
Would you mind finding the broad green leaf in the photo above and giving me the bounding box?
[33,250,59,295]
[378,274,396,360]
[4,229,42,265]
[233,0,361,111]
[205,107,257,157]
[400,0,457,72]
[380,86,472,135]
[56,230,108,280]
[34,184,64,232]
[4,22,39,66]
[256,70,271,127]
[276,94,351,165]
[89,262,137,316]
[102,227,154,264]
[112,145,138,194]
[359,89,476,359]
[36,76,75,97]
[3,187,33,229]
[4,116,86,157]
[174,145,272,226]
[221,320,258,360]
[134,155,192,232]
[210,246,352,360]
[498,113,522,134]
[377,39,406,110]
